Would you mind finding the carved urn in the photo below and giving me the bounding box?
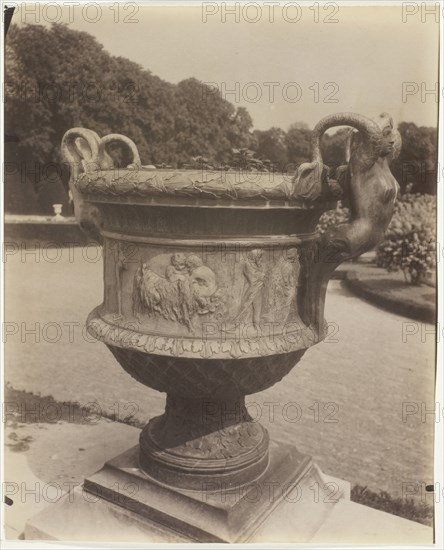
[62,112,401,542]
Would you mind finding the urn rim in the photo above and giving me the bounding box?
[75,168,338,210]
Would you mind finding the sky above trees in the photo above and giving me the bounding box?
[4,13,438,214]
[12,3,439,130]
[5,22,438,193]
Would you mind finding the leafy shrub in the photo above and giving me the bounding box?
[231,148,269,171]
[376,192,436,285]
[316,201,350,235]
[316,192,436,285]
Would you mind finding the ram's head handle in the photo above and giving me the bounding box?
[61,128,141,243]
[292,111,401,258]
[318,112,401,263]
[296,112,401,334]
[290,112,399,200]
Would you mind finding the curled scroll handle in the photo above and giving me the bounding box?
[61,128,141,242]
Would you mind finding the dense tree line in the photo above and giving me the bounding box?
[4,23,437,213]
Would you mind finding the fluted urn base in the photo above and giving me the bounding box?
[139,394,269,489]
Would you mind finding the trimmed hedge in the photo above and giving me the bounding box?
[351,484,433,526]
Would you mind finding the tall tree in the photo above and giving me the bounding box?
[391,122,437,194]
[4,23,256,212]
[320,128,350,168]
[252,127,288,170]
[285,123,312,168]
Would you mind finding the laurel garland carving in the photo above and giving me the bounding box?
[74,170,339,205]
[86,308,322,360]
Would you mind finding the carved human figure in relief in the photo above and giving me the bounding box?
[232,249,265,328]
[265,247,301,324]
[165,253,188,283]
[133,253,224,332]
[115,245,127,318]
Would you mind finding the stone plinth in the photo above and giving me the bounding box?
[23,424,431,544]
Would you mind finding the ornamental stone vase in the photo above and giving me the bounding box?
[61,112,401,542]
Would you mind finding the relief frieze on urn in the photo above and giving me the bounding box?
[96,238,317,359]
[60,112,401,542]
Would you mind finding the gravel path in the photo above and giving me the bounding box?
[4,248,435,501]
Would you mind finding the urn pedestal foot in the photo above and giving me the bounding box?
[138,394,269,490]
